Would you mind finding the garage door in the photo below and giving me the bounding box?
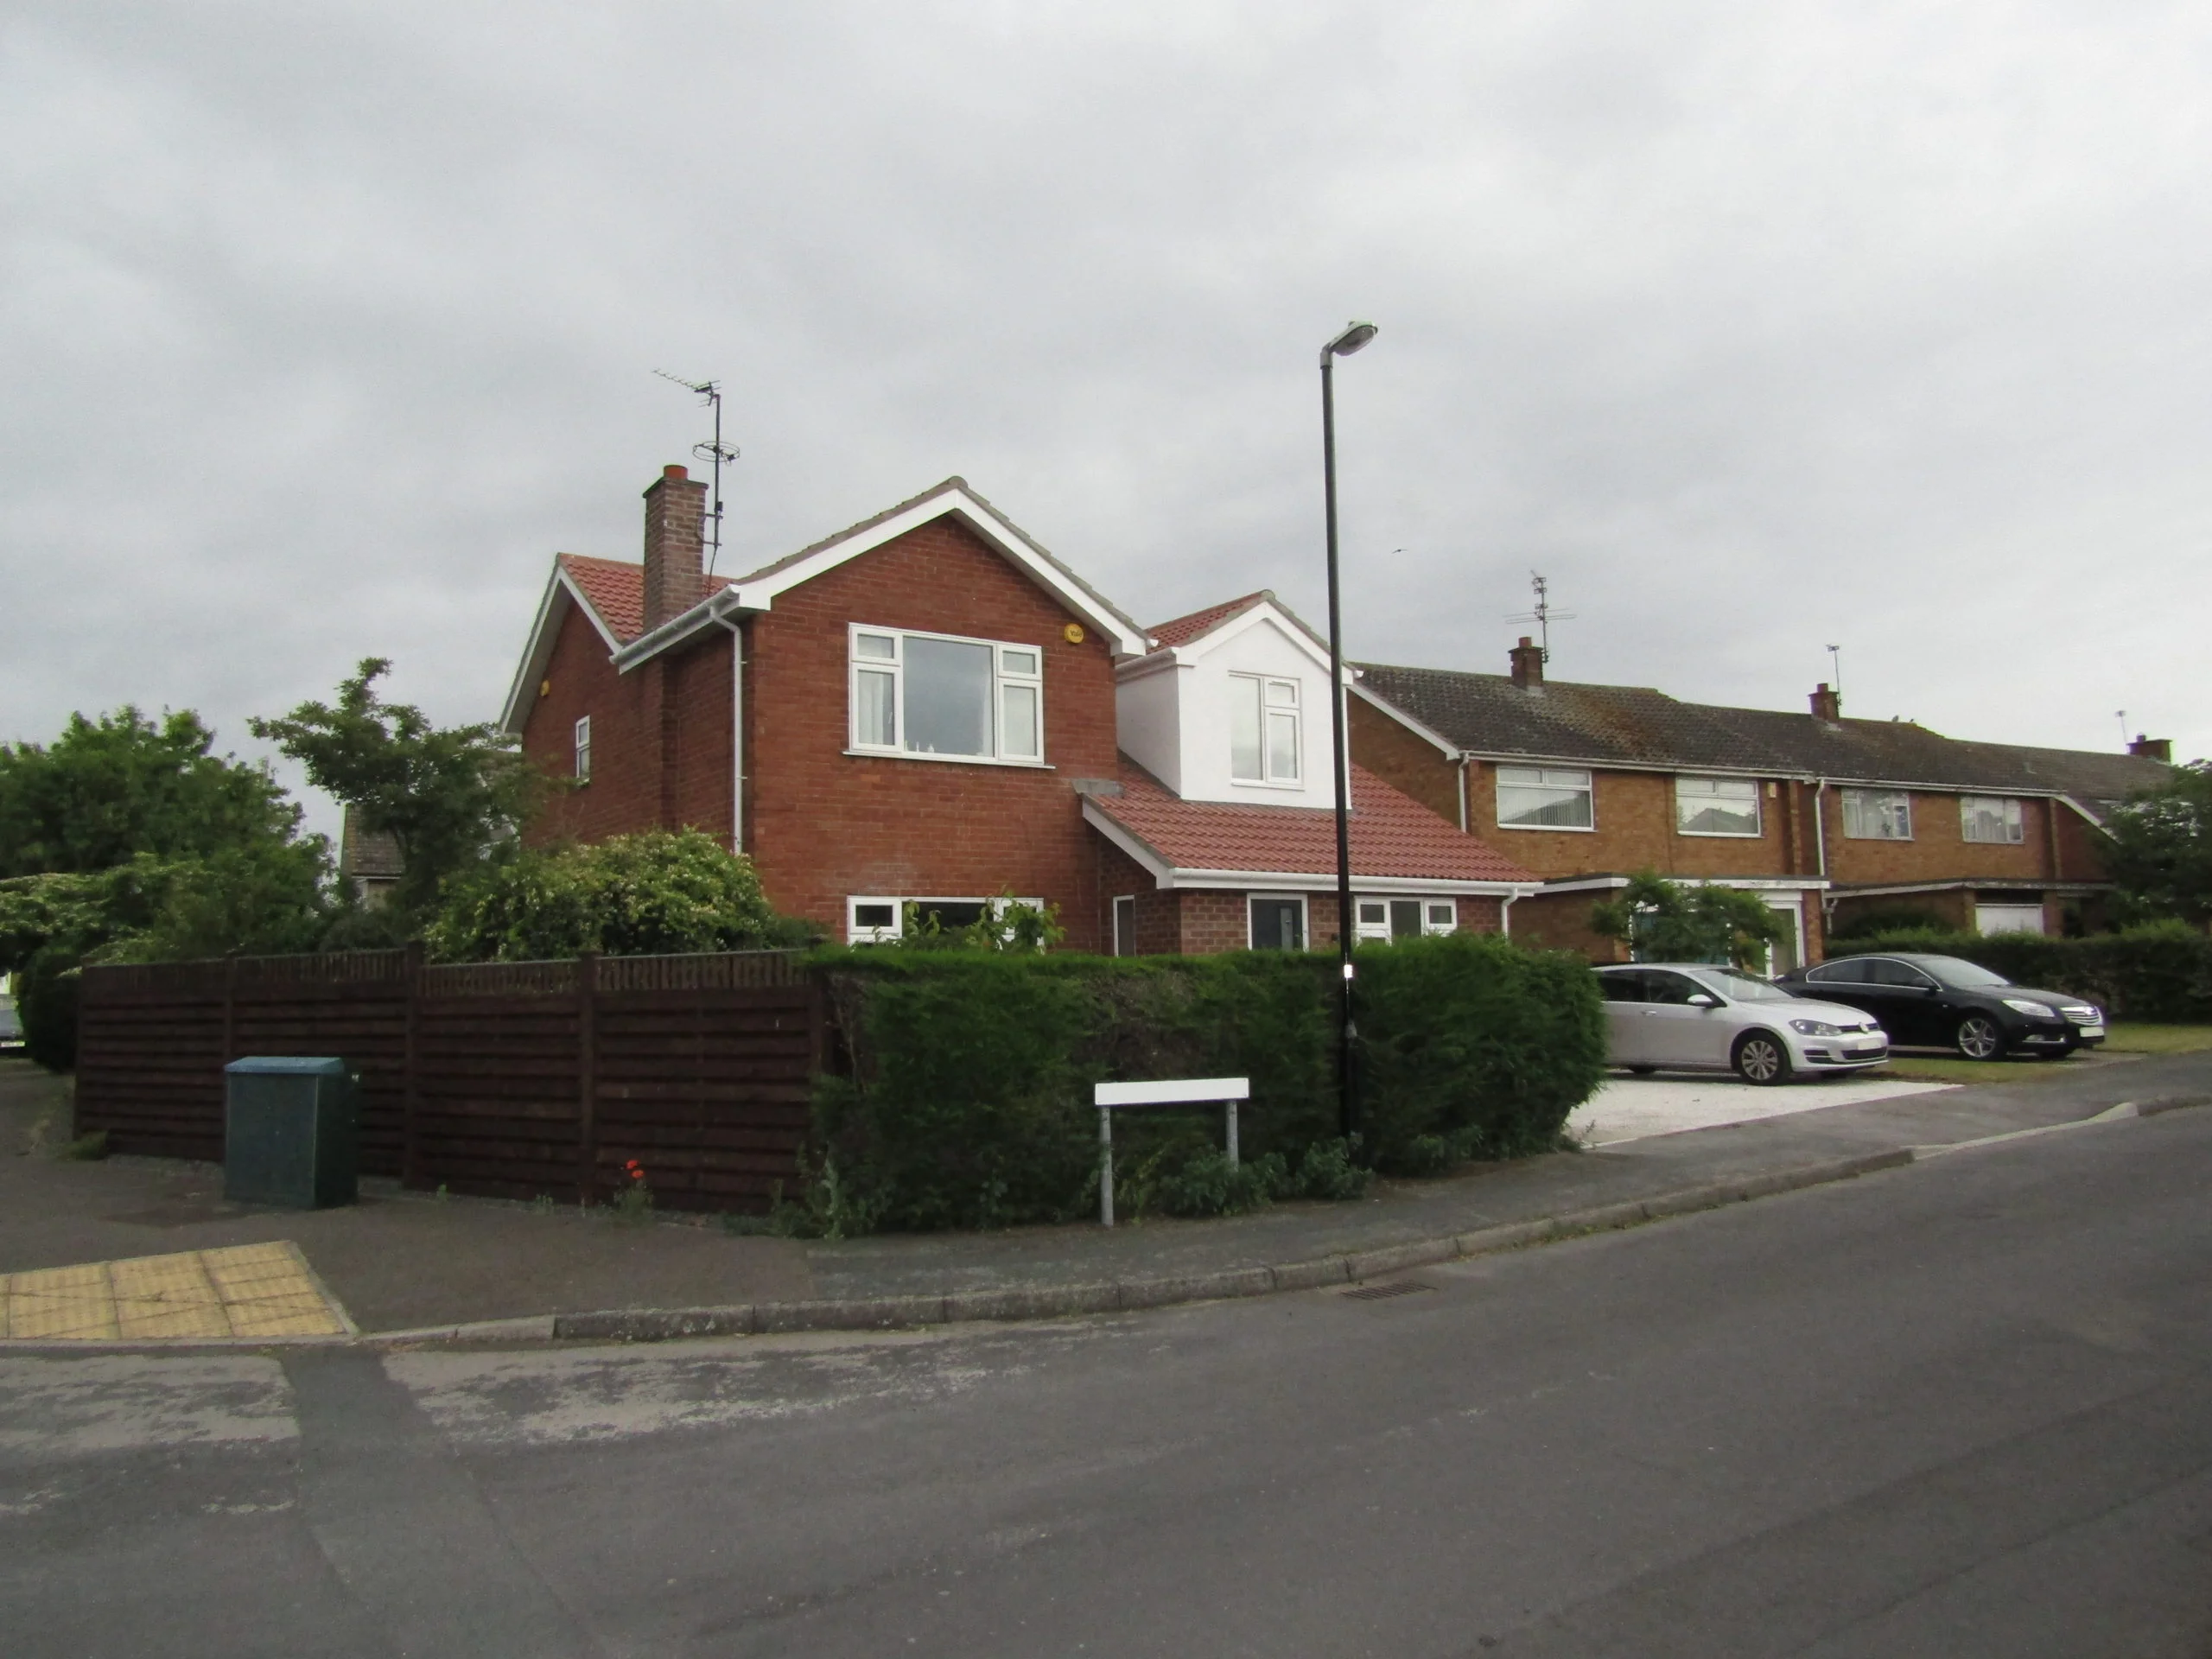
[1974,903,2044,935]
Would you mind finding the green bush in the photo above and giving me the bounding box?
[426,829,814,961]
[1828,904,1952,942]
[800,938,1604,1234]
[1835,924,2212,1022]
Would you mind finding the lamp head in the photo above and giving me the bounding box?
[1322,321,1379,365]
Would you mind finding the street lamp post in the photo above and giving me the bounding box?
[1319,321,1377,1142]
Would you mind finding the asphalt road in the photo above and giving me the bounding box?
[5,1108,2209,1657]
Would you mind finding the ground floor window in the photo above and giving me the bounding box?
[1974,899,2044,936]
[1354,898,1459,942]
[1112,894,1137,957]
[846,894,1041,944]
[1248,894,1307,950]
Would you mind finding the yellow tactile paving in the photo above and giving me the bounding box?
[0,1243,351,1341]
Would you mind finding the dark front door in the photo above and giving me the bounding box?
[1249,898,1305,950]
[1389,900,1423,941]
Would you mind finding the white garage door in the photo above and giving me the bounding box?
[1975,903,2045,935]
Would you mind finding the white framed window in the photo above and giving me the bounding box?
[1230,674,1301,785]
[845,894,1044,944]
[1497,766,1594,830]
[1354,898,1460,942]
[1248,894,1308,950]
[1675,776,1760,837]
[573,715,593,782]
[1112,894,1138,957]
[1961,796,2024,844]
[1841,788,1912,840]
[849,626,1045,765]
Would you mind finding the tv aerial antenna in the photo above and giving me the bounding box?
[1505,572,1576,663]
[652,370,740,578]
[2116,709,2130,747]
[1827,644,1843,699]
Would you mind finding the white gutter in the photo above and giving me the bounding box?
[716,615,746,855]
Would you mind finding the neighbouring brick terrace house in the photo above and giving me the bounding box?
[502,466,1149,950]
[1348,637,2174,966]
[1085,593,1533,953]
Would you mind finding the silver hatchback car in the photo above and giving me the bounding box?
[1597,963,1890,1084]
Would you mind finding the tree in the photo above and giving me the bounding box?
[0,708,301,877]
[1591,871,1793,969]
[424,829,812,962]
[2098,760,2212,928]
[251,658,545,915]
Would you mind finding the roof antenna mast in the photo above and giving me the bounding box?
[2115,709,2129,747]
[1827,644,1842,700]
[652,370,740,578]
[1506,572,1576,663]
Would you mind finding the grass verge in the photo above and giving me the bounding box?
[1874,1022,2212,1083]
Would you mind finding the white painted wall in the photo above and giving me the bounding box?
[1116,607,1343,808]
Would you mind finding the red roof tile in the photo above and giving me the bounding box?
[556,555,736,645]
[1092,761,1535,884]
[1146,592,1268,651]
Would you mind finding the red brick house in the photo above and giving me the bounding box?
[499,478,1535,955]
[1349,639,2174,963]
[1085,593,1534,953]
[500,467,1148,949]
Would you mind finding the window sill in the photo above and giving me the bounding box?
[1229,778,1307,792]
[1676,827,1762,839]
[1840,834,1914,842]
[1495,820,1596,833]
[843,748,1054,771]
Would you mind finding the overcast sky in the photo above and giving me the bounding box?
[4,1,2206,842]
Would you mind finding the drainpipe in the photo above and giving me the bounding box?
[1456,755,1470,834]
[716,613,745,855]
[1499,886,1521,937]
[1811,778,1834,943]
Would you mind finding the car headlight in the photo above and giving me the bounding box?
[1789,1019,1844,1036]
[2001,997,2056,1018]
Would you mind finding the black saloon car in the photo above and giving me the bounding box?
[1774,953,2105,1060]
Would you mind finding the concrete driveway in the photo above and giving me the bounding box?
[1570,1071,1955,1147]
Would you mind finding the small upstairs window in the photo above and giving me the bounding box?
[1496,766,1593,830]
[573,715,592,782]
[1841,788,1912,840]
[1960,796,2024,844]
[1675,776,1760,837]
[1230,675,1300,785]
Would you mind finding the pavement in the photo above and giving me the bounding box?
[3,1050,2207,1347]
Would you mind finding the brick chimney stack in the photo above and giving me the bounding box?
[1509,635,1545,690]
[2129,734,2172,762]
[1809,683,1841,721]
[641,463,709,631]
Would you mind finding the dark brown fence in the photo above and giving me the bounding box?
[75,947,822,1212]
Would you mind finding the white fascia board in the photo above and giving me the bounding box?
[1164,868,1522,896]
[2055,793,2109,828]
[1349,682,1456,759]
[728,486,1149,658]
[611,584,753,673]
[1832,877,2107,898]
[1532,874,1831,895]
[498,565,621,734]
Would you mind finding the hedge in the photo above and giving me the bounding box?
[1835,924,2212,1023]
[801,932,1607,1235]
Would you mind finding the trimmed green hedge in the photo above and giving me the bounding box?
[1836,925,2212,1023]
[800,933,1606,1235]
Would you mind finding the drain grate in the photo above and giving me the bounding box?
[1342,1279,1434,1301]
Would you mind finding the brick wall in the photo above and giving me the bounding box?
[1096,836,1182,954]
[744,515,1121,950]
[1469,763,1803,880]
[1348,696,1461,824]
[1816,788,2065,887]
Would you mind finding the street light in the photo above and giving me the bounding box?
[1319,320,1376,1141]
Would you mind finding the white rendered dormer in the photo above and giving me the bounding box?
[1117,594,1349,807]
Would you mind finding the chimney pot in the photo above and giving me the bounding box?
[2129,734,2173,762]
[640,463,709,632]
[1509,635,1545,690]
[1809,683,1841,721]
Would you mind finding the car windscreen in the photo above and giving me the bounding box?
[1923,958,2012,990]
[1686,969,1796,1002]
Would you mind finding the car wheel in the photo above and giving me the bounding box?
[1627,1065,1658,1076]
[1732,1031,1791,1086]
[1955,1014,2006,1061]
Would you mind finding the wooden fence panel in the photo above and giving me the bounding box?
[75,949,819,1211]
